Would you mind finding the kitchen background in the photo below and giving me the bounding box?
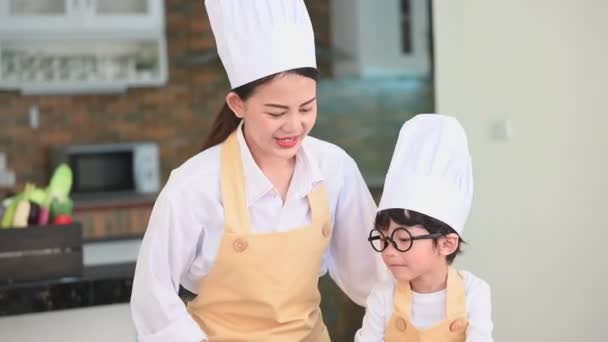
[0,0,432,241]
[0,0,433,341]
[1,0,607,341]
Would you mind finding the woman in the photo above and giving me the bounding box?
[130,1,383,341]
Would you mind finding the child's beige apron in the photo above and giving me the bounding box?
[384,267,468,342]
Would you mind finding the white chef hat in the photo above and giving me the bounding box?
[205,0,317,89]
[378,114,474,235]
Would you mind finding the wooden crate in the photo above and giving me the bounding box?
[0,223,83,284]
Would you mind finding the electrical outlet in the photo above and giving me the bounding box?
[489,119,511,141]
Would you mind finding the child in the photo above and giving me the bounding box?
[355,114,494,341]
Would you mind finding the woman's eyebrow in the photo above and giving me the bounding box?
[264,103,289,109]
[264,97,316,109]
[299,97,316,106]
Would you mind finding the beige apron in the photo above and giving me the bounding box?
[187,131,332,342]
[384,267,468,342]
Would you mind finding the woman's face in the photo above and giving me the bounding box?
[228,73,317,162]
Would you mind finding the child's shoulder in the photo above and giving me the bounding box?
[458,270,492,298]
[366,276,397,307]
[370,275,397,296]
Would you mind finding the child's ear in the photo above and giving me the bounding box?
[438,233,459,256]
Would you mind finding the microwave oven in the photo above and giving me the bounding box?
[52,142,160,198]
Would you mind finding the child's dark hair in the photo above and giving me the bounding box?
[375,208,464,264]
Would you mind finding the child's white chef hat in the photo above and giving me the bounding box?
[378,114,474,235]
[205,0,317,89]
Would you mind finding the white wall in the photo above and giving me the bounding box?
[433,0,608,341]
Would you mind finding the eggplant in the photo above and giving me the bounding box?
[28,201,41,226]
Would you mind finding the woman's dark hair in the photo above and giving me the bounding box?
[375,208,464,264]
[201,67,320,151]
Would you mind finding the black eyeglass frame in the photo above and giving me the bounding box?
[367,227,443,252]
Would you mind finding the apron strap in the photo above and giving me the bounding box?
[445,267,467,318]
[308,183,331,229]
[220,130,252,234]
[221,129,332,235]
[393,280,413,320]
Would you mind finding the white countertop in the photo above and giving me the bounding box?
[0,303,135,342]
[83,238,142,266]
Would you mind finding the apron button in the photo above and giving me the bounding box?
[322,225,330,238]
[232,238,248,253]
[449,319,467,332]
[395,318,407,331]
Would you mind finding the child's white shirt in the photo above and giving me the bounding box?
[355,270,494,342]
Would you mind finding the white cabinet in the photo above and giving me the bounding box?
[0,0,75,32]
[330,0,431,78]
[0,36,168,94]
[0,0,163,35]
[85,0,163,33]
[0,0,167,94]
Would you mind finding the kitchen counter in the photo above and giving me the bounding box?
[0,303,135,342]
[0,237,366,341]
[0,239,141,316]
[0,238,142,340]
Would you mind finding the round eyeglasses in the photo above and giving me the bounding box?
[367,227,443,252]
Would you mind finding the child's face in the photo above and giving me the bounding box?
[380,219,445,282]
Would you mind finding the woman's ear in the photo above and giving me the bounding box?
[438,233,459,256]
[226,92,245,118]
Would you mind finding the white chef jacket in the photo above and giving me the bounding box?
[355,270,494,342]
[130,125,382,342]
